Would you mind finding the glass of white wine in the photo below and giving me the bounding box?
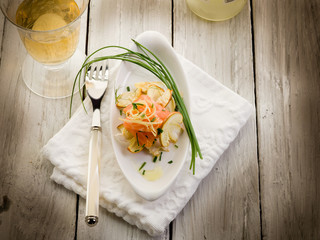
[186,0,247,21]
[0,0,89,98]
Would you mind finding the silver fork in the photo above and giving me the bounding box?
[84,61,108,227]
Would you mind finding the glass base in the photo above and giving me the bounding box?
[22,49,86,99]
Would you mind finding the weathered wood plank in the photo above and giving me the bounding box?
[172,0,260,239]
[76,0,171,239]
[253,0,320,239]
[0,13,4,59]
[0,8,87,240]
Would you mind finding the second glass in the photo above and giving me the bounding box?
[186,0,247,21]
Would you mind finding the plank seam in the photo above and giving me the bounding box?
[82,0,91,99]
[85,1,91,56]
[171,0,174,47]
[170,1,174,239]
[0,17,7,71]
[169,221,173,240]
[249,0,263,239]
[74,2,91,239]
[74,195,80,240]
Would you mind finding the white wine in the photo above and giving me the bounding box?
[16,0,80,65]
[186,0,247,21]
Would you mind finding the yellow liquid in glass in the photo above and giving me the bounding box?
[16,0,80,64]
[186,0,247,21]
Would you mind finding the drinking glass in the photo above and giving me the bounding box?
[186,0,247,21]
[0,0,89,98]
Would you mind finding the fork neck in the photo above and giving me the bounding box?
[92,109,101,128]
[90,96,104,111]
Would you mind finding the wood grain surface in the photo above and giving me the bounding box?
[253,0,320,239]
[0,6,86,240]
[173,0,260,239]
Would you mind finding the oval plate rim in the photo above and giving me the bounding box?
[110,31,190,201]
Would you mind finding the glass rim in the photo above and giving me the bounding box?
[0,0,89,34]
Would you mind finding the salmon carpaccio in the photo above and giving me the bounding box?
[122,95,171,148]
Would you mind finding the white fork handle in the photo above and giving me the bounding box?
[85,126,101,226]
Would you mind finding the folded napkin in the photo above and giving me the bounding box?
[42,56,253,236]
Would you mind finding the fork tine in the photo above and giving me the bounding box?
[87,61,109,82]
[98,65,103,80]
[89,63,97,80]
[103,63,109,80]
[98,61,108,81]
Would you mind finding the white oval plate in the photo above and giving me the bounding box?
[110,31,190,201]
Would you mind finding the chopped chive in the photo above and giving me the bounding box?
[168,160,173,164]
[142,144,145,148]
[120,109,123,116]
[159,152,163,161]
[136,133,140,146]
[153,156,158,163]
[174,144,179,148]
[142,170,146,175]
[114,88,119,103]
[141,113,145,118]
[151,103,154,108]
[132,103,137,110]
[132,102,144,110]
[139,162,146,171]
[126,86,130,91]
[134,149,140,152]
[151,117,156,122]
[157,128,163,134]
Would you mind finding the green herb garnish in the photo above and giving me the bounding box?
[168,160,173,164]
[157,128,163,135]
[132,102,144,110]
[142,170,146,175]
[174,144,179,148]
[139,162,146,171]
[159,152,163,161]
[153,156,158,163]
[127,86,130,91]
[70,40,202,174]
[151,117,156,122]
[119,109,123,116]
[114,88,119,104]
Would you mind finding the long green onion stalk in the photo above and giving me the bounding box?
[70,40,202,174]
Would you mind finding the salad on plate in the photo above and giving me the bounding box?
[115,81,184,160]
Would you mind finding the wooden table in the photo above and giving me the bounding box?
[0,0,319,239]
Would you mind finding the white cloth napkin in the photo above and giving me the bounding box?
[42,56,253,236]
